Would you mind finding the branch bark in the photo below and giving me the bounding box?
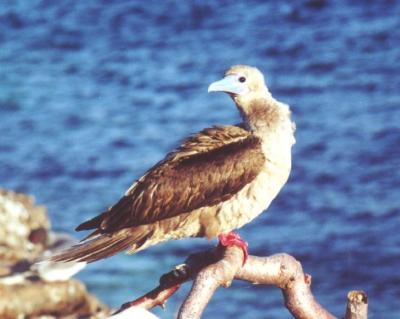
[113,246,367,319]
[344,290,368,319]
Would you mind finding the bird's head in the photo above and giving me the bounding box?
[208,65,270,107]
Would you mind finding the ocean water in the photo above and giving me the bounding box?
[1,1,399,318]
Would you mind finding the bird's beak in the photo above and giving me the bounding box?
[208,75,249,95]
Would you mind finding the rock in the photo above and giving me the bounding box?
[0,279,105,319]
[107,306,160,319]
[0,189,49,264]
[0,189,109,318]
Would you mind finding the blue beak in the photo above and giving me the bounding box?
[208,75,249,95]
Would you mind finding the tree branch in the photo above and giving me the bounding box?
[344,290,368,319]
[113,246,367,319]
[178,246,243,318]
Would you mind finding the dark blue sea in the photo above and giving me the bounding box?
[1,1,399,318]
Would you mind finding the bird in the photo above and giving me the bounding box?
[52,65,295,265]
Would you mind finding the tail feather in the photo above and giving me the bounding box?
[75,211,108,231]
[51,226,151,263]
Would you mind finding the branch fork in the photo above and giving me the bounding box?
[112,246,367,319]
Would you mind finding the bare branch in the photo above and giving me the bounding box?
[178,246,243,319]
[344,290,368,319]
[114,246,365,319]
[236,254,336,319]
[116,284,181,313]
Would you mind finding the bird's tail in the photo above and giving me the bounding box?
[75,211,108,231]
[51,226,152,263]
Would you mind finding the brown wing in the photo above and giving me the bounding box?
[76,126,265,235]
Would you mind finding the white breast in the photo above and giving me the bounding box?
[215,155,291,233]
[215,115,294,233]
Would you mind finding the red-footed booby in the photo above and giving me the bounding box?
[53,65,295,264]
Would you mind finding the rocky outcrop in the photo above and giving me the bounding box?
[0,189,49,267]
[0,189,109,318]
[0,279,105,319]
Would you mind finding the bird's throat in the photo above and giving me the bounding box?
[234,95,283,134]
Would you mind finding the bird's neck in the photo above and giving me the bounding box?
[234,94,287,136]
[235,93,295,169]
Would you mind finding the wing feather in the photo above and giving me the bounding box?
[77,126,265,235]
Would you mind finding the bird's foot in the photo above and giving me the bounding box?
[218,232,248,266]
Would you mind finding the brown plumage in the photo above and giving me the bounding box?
[80,126,264,233]
[52,65,295,263]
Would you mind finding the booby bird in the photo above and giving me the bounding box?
[53,65,295,264]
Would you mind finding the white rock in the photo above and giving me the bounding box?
[107,306,160,319]
[34,260,87,282]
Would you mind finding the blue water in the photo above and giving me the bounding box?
[1,1,399,318]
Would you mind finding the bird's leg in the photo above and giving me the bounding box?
[218,232,248,266]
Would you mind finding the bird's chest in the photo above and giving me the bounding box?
[215,135,292,234]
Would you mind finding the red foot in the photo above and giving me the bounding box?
[218,232,248,266]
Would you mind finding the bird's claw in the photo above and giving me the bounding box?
[218,232,248,266]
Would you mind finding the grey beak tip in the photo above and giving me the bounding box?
[207,84,216,93]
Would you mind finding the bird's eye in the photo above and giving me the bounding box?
[239,76,246,83]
